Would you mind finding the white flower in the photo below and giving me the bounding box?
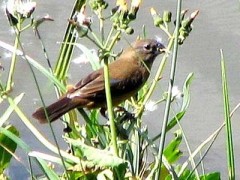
[171,86,183,100]
[69,5,92,37]
[71,5,92,28]
[145,100,158,112]
[171,86,183,112]
[6,0,36,18]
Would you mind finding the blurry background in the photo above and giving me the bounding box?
[1,0,240,179]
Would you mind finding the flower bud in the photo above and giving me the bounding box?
[180,9,189,21]
[34,15,54,29]
[150,8,163,26]
[187,10,199,26]
[125,27,134,34]
[89,0,98,10]
[116,0,128,12]
[129,0,141,20]
[69,19,89,37]
[181,19,190,29]
[190,10,199,20]
[120,23,128,30]
[163,11,172,23]
[111,8,120,23]
[178,28,189,44]
[101,2,108,9]
[128,7,138,20]
[89,0,108,10]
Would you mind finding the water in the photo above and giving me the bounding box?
[1,0,240,179]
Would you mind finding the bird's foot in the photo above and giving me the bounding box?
[100,107,135,122]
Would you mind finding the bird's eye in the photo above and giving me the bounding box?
[152,45,157,52]
[144,44,151,51]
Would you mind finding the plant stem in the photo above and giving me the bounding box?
[106,31,121,51]
[103,57,118,156]
[154,0,182,179]
[105,27,114,46]
[99,15,121,157]
[98,9,105,43]
[6,25,21,92]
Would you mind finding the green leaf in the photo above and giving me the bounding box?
[166,165,191,180]
[166,73,194,131]
[200,172,221,180]
[220,50,235,179]
[32,157,60,180]
[0,125,19,173]
[66,138,127,169]
[163,130,183,163]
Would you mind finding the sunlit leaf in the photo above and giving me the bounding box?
[200,172,221,180]
[66,138,127,169]
[166,73,194,131]
[163,130,183,163]
[0,125,19,173]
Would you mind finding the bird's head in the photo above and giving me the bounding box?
[129,39,165,67]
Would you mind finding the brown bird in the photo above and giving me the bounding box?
[32,39,165,123]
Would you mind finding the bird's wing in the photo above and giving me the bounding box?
[66,68,123,99]
[66,70,104,98]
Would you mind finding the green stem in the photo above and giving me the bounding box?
[105,27,115,46]
[86,34,103,49]
[106,31,121,51]
[155,0,182,179]
[159,24,172,38]
[6,25,21,92]
[20,23,32,32]
[98,9,105,43]
[103,57,118,156]
[100,16,121,157]
[90,31,104,49]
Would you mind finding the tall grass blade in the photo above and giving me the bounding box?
[0,93,24,127]
[54,0,86,80]
[220,49,235,179]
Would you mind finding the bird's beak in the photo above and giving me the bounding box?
[157,43,166,54]
[159,48,171,55]
[159,48,167,53]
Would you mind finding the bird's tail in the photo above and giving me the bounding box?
[32,97,77,124]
